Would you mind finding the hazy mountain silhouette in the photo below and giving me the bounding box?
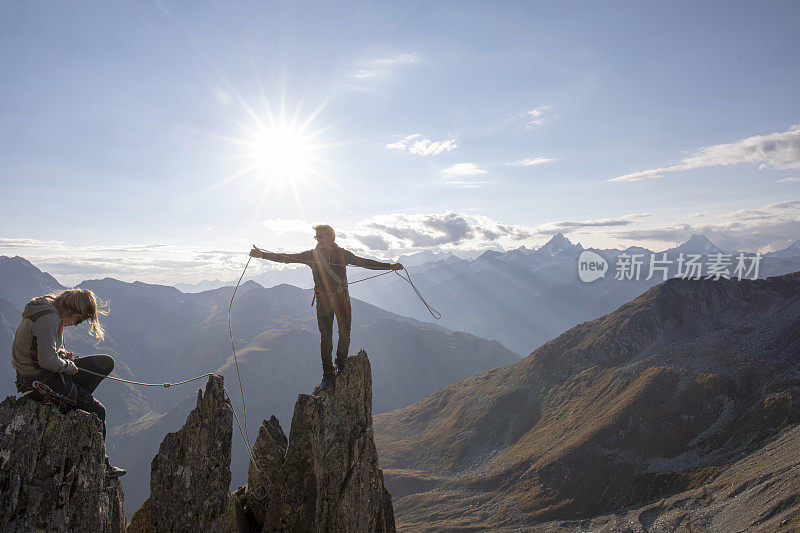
[0,256,64,309]
[350,233,800,354]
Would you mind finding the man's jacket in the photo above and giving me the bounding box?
[262,244,391,296]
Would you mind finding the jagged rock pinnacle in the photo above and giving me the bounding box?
[128,375,236,532]
[241,349,396,532]
[0,395,125,532]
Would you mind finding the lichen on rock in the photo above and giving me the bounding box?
[0,395,125,532]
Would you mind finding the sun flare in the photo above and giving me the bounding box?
[252,124,313,180]
[212,84,336,216]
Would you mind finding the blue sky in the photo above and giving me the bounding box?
[1,0,799,284]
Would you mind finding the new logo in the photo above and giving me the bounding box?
[578,250,608,282]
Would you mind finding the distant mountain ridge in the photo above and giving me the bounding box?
[0,256,64,309]
[373,270,800,530]
[348,233,800,354]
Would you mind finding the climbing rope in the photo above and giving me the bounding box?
[78,368,214,388]
[75,248,439,497]
[391,268,442,320]
[229,255,253,446]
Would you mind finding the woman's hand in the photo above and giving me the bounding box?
[390,263,404,271]
[250,246,263,258]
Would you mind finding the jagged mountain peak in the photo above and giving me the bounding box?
[534,232,583,257]
[663,233,723,255]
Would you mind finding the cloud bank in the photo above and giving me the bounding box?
[611,125,800,182]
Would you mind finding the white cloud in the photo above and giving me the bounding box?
[441,163,488,177]
[611,125,800,182]
[371,54,419,66]
[524,106,551,127]
[386,134,457,156]
[537,214,652,232]
[348,211,652,252]
[0,238,64,249]
[0,240,257,286]
[347,53,420,88]
[611,200,800,252]
[508,157,555,167]
[778,177,800,183]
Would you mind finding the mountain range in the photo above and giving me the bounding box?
[349,233,800,354]
[373,270,800,530]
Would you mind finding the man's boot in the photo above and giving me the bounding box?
[335,353,347,374]
[105,455,126,478]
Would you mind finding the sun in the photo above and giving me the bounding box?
[211,84,337,216]
[252,124,313,180]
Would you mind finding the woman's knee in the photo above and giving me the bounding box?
[97,354,114,373]
[79,354,114,373]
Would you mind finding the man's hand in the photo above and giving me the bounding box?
[58,350,74,360]
[250,245,263,258]
[65,362,79,376]
[390,263,404,271]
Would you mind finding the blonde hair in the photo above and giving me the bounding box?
[313,224,335,240]
[47,289,109,342]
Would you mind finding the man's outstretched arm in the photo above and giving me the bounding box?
[343,249,403,271]
[250,246,313,264]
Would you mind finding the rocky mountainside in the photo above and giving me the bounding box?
[535,421,800,532]
[0,395,126,532]
[373,271,800,530]
[131,351,394,532]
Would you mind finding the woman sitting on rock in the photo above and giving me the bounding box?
[11,288,126,478]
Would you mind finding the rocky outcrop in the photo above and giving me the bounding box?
[240,350,396,532]
[128,375,237,532]
[0,395,125,532]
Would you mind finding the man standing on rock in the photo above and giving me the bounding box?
[251,225,403,389]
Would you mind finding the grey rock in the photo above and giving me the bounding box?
[243,350,395,532]
[0,395,125,532]
[128,375,233,532]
